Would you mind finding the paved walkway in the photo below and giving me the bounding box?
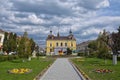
[39,58,83,80]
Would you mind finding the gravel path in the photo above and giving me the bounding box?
[39,58,83,80]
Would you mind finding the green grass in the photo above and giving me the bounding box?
[0,57,54,80]
[72,57,120,80]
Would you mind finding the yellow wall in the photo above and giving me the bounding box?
[46,40,76,55]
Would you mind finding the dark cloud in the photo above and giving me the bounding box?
[78,0,109,10]
[12,0,72,16]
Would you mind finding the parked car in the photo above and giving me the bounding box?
[9,52,17,55]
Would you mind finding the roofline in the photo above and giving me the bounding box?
[46,39,76,41]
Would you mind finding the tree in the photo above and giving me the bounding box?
[3,32,9,52]
[29,38,35,53]
[17,31,33,58]
[88,30,109,60]
[17,37,25,57]
[3,32,17,53]
[3,31,36,59]
[101,27,120,65]
[97,30,109,59]
[88,41,98,51]
[110,27,120,65]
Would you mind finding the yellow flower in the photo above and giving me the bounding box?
[24,69,29,72]
[9,68,31,74]
[11,69,19,73]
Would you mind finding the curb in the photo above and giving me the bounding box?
[34,60,55,80]
[69,59,91,80]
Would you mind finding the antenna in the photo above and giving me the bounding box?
[49,26,52,35]
[69,27,72,35]
[58,26,60,33]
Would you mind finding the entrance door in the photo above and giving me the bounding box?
[54,48,67,55]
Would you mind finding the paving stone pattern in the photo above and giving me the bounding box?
[39,58,82,80]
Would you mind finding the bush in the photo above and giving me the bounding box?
[88,52,98,58]
[0,55,8,61]
[77,52,84,56]
[0,55,19,62]
[117,56,120,61]
[67,48,72,55]
[106,54,112,59]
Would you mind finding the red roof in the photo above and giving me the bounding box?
[46,35,76,41]
[0,29,5,33]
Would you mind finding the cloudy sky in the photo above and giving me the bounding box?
[0,0,120,47]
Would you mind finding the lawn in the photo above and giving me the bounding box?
[0,57,54,80]
[72,57,120,80]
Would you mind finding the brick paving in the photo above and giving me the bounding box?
[39,58,83,80]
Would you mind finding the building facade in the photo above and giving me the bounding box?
[46,30,76,55]
[77,40,92,53]
[0,29,5,50]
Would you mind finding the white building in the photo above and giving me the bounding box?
[0,29,5,49]
[77,40,92,53]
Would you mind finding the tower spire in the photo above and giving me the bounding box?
[69,29,72,35]
[50,30,52,35]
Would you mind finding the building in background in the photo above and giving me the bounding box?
[46,30,76,55]
[77,40,92,53]
[0,29,5,50]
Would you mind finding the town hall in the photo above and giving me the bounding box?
[46,30,76,55]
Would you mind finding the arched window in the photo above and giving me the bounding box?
[50,43,52,47]
[56,42,59,47]
[65,43,67,47]
[71,43,73,47]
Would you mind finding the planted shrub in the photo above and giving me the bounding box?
[77,52,84,56]
[0,55,19,62]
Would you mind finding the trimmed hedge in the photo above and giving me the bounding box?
[0,55,19,62]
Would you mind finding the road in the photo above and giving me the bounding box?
[39,58,83,80]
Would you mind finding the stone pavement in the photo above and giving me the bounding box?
[39,58,83,80]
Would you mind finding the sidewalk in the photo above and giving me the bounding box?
[39,58,83,80]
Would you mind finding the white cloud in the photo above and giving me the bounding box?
[28,14,44,24]
[0,0,120,47]
[81,28,101,36]
[96,0,110,8]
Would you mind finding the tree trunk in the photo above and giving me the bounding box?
[113,54,117,65]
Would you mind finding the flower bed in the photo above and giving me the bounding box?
[76,59,85,62]
[8,68,32,74]
[94,69,112,73]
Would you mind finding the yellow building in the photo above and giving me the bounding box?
[46,30,76,55]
